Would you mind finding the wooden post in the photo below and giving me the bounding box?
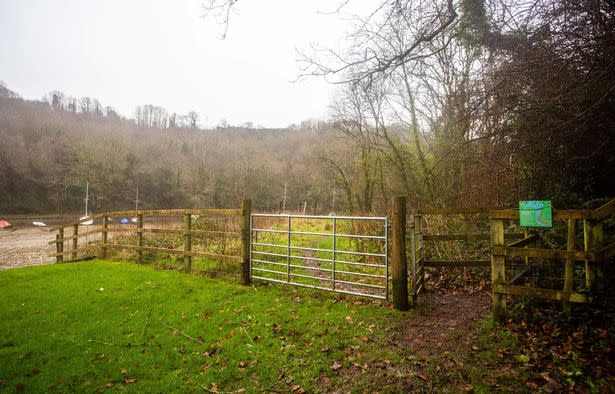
[391,197,409,311]
[415,214,425,293]
[71,224,78,260]
[410,215,417,305]
[101,215,108,258]
[241,199,252,285]
[563,219,576,314]
[137,214,144,263]
[55,233,61,263]
[183,213,192,272]
[583,219,603,292]
[583,220,595,291]
[523,228,530,265]
[490,218,506,323]
[58,228,64,263]
[593,221,604,292]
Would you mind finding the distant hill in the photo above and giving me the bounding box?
[0,85,342,214]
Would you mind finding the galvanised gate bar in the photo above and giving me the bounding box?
[250,214,389,299]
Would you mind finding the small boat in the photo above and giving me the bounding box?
[80,217,94,226]
[0,220,12,229]
[120,218,130,224]
[32,221,46,227]
[130,217,138,224]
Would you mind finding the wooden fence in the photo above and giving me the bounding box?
[489,199,615,322]
[408,209,526,305]
[48,201,253,284]
[48,197,615,319]
[405,199,615,321]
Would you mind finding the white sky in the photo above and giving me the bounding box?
[0,0,366,128]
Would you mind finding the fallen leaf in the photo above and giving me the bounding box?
[105,382,113,388]
[123,378,137,384]
[331,361,342,371]
[120,369,127,375]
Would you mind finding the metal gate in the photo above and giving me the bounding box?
[250,214,388,299]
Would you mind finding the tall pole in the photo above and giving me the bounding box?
[134,187,140,211]
[282,182,287,213]
[84,182,89,217]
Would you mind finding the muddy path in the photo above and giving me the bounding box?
[0,214,77,270]
[0,227,56,269]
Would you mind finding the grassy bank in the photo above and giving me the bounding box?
[0,260,401,392]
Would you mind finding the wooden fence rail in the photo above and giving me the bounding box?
[489,198,615,322]
[410,198,614,320]
[49,204,251,284]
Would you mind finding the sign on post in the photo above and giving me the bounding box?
[519,200,552,227]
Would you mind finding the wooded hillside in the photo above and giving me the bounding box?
[1,0,614,214]
[0,88,340,213]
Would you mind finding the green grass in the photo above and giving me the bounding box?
[0,260,400,393]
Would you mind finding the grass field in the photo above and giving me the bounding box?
[0,260,403,393]
[0,259,541,393]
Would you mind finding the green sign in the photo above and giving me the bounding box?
[519,201,552,227]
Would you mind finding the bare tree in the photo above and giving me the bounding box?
[79,97,92,114]
[187,111,200,129]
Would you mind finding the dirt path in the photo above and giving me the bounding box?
[390,290,491,355]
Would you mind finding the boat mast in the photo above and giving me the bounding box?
[134,187,140,212]
[84,182,89,217]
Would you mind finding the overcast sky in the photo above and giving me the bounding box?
[0,0,366,128]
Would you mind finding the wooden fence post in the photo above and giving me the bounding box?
[391,196,409,311]
[241,199,252,285]
[137,214,144,263]
[183,213,192,272]
[563,219,576,314]
[410,214,417,306]
[71,224,79,260]
[593,221,604,292]
[101,215,108,258]
[58,228,64,263]
[584,219,603,292]
[490,218,506,323]
[55,234,61,263]
[414,214,424,294]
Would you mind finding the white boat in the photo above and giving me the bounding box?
[80,216,94,226]
[32,221,46,227]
